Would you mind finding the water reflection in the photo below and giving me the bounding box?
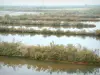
[0,56,100,75]
[82,21,100,31]
[0,33,100,49]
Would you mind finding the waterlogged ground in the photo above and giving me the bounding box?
[0,56,100,75]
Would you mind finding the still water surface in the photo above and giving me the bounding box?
[0,56,100,75]
[0,11,41,16]
[0,33,100,49]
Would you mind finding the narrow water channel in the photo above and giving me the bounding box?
[0,33,100,49]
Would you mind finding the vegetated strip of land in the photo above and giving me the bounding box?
[0,14,100,21]
[0,26,100,36]
[0,15,96,27]
[0,42,100,65]
[0,22,96,28]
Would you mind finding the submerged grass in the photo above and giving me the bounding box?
[0,42,100,65]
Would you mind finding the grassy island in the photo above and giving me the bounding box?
[0,26,100,36]
[0,42,100,65]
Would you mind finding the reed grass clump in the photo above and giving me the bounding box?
[96,30,100,35]
[0,42,21,56]
[0,42,100,64]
